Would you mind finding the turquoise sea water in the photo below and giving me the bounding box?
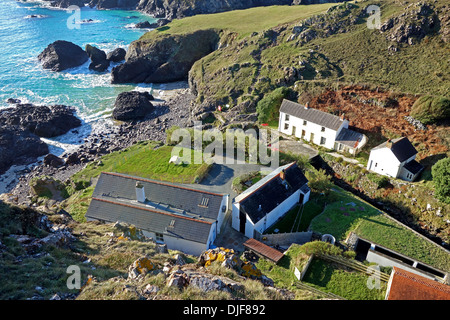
[0,0,157,121]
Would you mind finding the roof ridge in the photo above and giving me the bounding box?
[92,197,213,225]
[102,172,224,197]
[235,162,296,203]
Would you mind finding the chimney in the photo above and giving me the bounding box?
[280,169,286,180]
[136,182,145,203]
[340,113,345,121]
[386,139,393,149]
[304,102,309,109]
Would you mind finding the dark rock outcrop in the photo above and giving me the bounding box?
[38,40,88,72]
[106,48,127,62]
[85,44,110,72]
[379,2,439,45]
[0,104,81,138]
[111,29,220,84]
[0,125,49,175]
[43,154,65,168]
[112,91,154,121]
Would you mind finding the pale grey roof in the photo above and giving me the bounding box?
[279,99,345,131]
[335,128,365,148]
[86,172,226,244]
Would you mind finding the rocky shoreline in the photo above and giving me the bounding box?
[2,83,195,205]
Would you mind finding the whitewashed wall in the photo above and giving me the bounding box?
[278,112,348,150]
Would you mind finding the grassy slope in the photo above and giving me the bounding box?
[309,187,450,272]
[144,4,338,38]
[162,0,449,108]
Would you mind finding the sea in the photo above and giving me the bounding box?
[0,0,163,191]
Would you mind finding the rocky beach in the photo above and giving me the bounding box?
[1,81,195,203]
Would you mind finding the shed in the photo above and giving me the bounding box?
[243,238,284,264]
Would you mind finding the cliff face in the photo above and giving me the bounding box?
[111,29,220,84]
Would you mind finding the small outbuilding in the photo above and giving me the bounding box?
[367,137,424,181]
[231,162,310,239]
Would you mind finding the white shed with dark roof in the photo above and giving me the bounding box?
[231,162,310,239]
[278,99,367,154]
[85,172,229,256]
[367,137,424,181]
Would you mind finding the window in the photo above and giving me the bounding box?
[285,114,290,121]
[321,126,325,132]
[303,120,307,126]
[320,137,326,145]
[155,233,164,243]
[284,123,289,130]
[375,163,378,168]
[199,197,209,208]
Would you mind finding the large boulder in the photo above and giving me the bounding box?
[112,91,154,121]
[0,125,49,174]
[106,48,126,63]
[38,40,88,71]
[85,44,110,72]
[111,29,220,84]
[0,103,81,138]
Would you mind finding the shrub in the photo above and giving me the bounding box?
[367,173,390,189]
[432,158,450,204]
[256,87,294,123]
[305,168,333,194]
[410,95,450,124]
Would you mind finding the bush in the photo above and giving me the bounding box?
[367,173,390,189]
[256,87,294,123]
[305,168,333,194]
[432,158,450,204]
[410,95,450,124]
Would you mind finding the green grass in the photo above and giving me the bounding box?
[71,141,208,186]
[309,187,450,272]
[264,193,326,234]
[64,141,212,222]
[302,258,386,300]
[148,4,338,39]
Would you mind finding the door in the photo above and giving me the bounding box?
[292,126,297,137]
[302,130,306,138]
[368,160,373,170]
[299,192,305,205]
[310,132,314,143]
[239,209,246,234]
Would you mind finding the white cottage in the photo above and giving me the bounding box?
[278,99,367,154]
[367,137,424,181]
[85,172,229,256]
[231,162,310,239]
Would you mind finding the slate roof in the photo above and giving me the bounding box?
[235,162,309,224]
[387,267,450,300]
[279,99,345,131]
[372,137,418,163]
[335,128,365,148]
[85,172,226,244]
[403,159,424,175]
